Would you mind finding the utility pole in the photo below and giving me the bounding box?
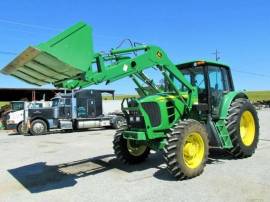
[212,49,220,61]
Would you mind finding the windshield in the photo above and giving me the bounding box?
[52,98,60,107]
[11,102,24,111]
[173,69,192,91]
[52,98,65,107]
[176,66,206,90]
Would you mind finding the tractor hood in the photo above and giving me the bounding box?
[1,22,94,86]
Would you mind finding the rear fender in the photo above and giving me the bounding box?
[219,91,248,119]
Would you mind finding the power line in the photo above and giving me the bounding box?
[232,69,270,78]
[209,49,270,78]
[0,19,60,31]
[0,18,121,40]
[0,51,17,56]
[0,27,51,35]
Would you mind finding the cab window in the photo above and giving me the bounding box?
[208,66,230,115]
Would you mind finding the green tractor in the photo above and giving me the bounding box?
[1,22,259,180]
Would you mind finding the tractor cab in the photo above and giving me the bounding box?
[176,61,234,118]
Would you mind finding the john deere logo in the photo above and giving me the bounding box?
[156,51,163,58]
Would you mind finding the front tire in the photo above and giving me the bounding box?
[30,119,47,136]
[164,119,209,180]
[16,122,23,134]
[111,116,125,129]
[226,98,259,158]
[113,131,150,164]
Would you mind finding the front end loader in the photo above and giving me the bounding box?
[1,22,259,180]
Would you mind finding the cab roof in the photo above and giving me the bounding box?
[176,60,230,70]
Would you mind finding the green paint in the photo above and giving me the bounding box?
[37,22,93,72]
[123,131,147,141]
[214,120,233,148]
[149,138,167,151]
[219,91,248,119]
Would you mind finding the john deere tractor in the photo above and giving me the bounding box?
[1,22,259,179]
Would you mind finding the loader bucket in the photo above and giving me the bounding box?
[1,22,94,86]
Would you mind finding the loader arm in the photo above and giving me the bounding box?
[57,46,192,88]
[55,44,197,108]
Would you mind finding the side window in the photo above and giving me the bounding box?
[208,66,226,115]
[194,72,205,90]
[208,67,224,91]
[221,68,230,91]
[193,67,207,103]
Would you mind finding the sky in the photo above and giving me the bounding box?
[0,0,269,94]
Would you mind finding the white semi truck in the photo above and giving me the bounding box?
[6,101,51,133]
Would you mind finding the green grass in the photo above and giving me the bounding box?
[102,94,139,100]
[0,102,9,108]
[245,91,270,102]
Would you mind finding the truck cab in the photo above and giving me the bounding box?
[6,101,50,133]
[10,101,25,111]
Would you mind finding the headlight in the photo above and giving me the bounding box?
[129,117,134,122]
[135,116,140,122]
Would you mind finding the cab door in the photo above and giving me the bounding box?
[207,66,232,118]
[58,98,72,119]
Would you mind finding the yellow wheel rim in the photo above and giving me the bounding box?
[240,111,255,146]
[183,132,205,169]
[127,140,147,157]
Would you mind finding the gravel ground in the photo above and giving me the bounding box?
[0,109,269,202]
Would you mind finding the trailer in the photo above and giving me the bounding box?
[22,89,125,135]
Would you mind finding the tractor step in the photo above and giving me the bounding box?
[214,120,233,149]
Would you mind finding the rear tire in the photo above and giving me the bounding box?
[113,130,150,164]
[30,119,47,136]
[226,98,259,158]
[164,119,209,180]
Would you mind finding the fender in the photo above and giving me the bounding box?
[219,91,248,119]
